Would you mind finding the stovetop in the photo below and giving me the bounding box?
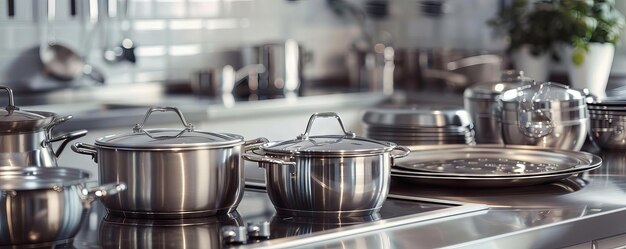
[70,184,487,249]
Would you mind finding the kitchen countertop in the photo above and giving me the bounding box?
[20,90,626,248]
[62,145,626,249]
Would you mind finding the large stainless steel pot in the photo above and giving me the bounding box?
[71,106,267,218]
[99,212,243,249]
[0,86,87,167]
[0,166,125,247]
[242,112,410,217]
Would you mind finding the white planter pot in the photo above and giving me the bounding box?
[512,46,551,82]
[563,43,615,98]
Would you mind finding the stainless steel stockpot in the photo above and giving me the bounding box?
[243,112,410,217]
[71,106,267,218]
[0,166,125,247]
[0,86,87,167]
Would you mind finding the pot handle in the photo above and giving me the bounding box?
[71,142,98,162]
[242,153,296,165]
[297,112,356,140]
[0,86,18,112]
[81,183,127,205]
[390,145,411,159]
[132,106,194,138]
[243,137,269,151]
[47,129,88,158]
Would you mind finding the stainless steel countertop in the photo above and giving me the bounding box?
[295,147,626,249]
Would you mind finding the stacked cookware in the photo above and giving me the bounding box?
[0,86,126,247]
[587,97,626,150]
[362,105,475,146]
[463,70,530,144]
[497,82,588,151]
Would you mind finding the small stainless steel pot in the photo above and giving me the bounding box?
[0,86,88,167]
[71,106,267,218]
[243,112,410,217]
[0,166,125,247]
[497,82,588,151]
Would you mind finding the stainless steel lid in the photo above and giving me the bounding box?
[0,166,89,190]
[262,112,395,156]
[362,105,472,128]
[0,86,57,133]
[95,107,244,150]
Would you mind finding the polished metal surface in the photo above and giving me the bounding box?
[0,167,124,246]
[394,145,601,176]
[262,154,390,216]
[95,107,245,150]
[500,121,588,150]
[99,212,243,249]
[76,145,246,218]
[260,112,404,156]
[589,114,626,149]
[463,71,527,144]
[362,105,472,128]
[241,40,305,95]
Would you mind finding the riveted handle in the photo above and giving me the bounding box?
[71,142,98,162]
[297,112,356,140]
[242,153,296,166]
[243,137,269,151]
[81,183,127,205]
[132,106,194,139]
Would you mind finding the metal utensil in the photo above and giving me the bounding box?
[40,0,105,83]
[242,112,410,217]
[0,167,125,246]
[71,106,267,218]
[103,0,136,64]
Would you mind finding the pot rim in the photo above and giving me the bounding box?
[0,166,90,190]
[258,137,397,157]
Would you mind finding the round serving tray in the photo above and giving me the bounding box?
[394,145,601,177]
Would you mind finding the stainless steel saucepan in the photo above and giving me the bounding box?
[71,106,267,218]
[0,86,88,167]
[0,166,125,247]
[242,112,410,217]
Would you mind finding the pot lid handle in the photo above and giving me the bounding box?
[0,86,18,112]
[297,112,356,140]
[132,106,194,138]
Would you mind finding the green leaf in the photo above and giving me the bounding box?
[572,48,586,66]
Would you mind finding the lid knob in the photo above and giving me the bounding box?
[0,86,19,112]
[297,112,356,140]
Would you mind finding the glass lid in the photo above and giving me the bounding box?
[95,107,243,149]
[500,82,585,104]
[261,112,395,156]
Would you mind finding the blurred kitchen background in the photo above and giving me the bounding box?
[0,0,521,99]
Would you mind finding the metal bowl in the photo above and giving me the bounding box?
[589,115,626,150]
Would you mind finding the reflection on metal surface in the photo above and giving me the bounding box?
[99,212,243,249]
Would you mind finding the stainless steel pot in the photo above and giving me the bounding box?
[242,112,410,217]
[0,86,87,167]
[0,166,125,247]
[71,106,267,218]
[497,82,588,150]
[463,71,529,144]
[99,212,243,249]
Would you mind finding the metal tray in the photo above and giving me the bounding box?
[394,145,601,177]
[391,169,598,188]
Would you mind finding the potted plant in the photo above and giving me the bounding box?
[488,0,562,82]
[553,0,625,97]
